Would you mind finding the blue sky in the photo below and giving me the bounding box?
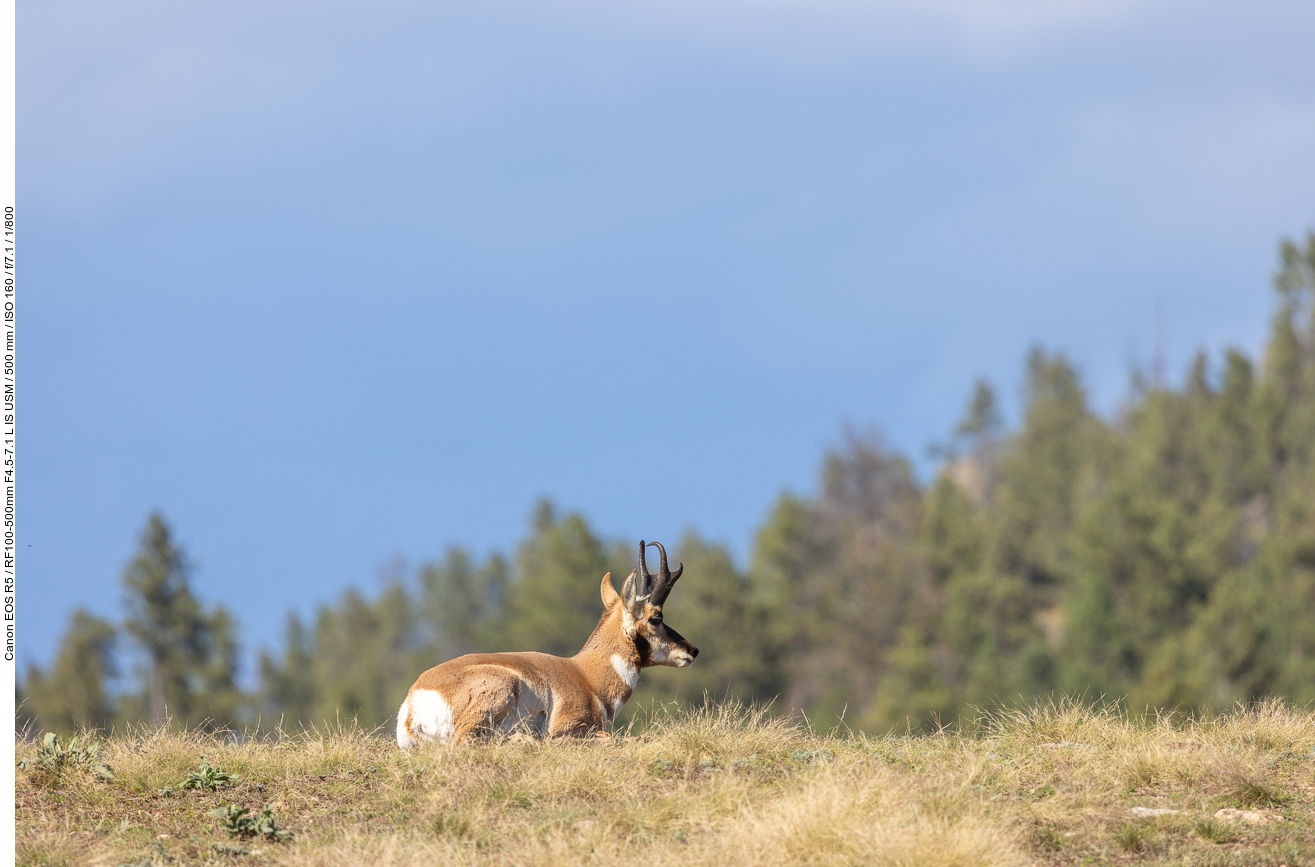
[21,0,1315,678]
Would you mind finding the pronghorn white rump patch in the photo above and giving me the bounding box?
[396,696,414,747]
[397,688,455,748]
[611,654,639,690]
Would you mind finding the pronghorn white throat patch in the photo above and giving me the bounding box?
[610,654,639,690]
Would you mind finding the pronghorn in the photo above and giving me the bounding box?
[396,540,698,747]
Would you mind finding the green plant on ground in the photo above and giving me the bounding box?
[1228,774,1289,808]
[791,748,835,765]
[211,842,251,856]
[1194,819,1237,844]
[181,758,239,792]
[1114,822,1149,852]
[209,804,293,842]
[17,732,114,781]
[115,840,171,867]
[1032,826,1066,851]
[432,813,471,837]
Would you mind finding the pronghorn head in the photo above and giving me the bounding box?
[603,540,698,668]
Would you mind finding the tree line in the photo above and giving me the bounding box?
[19,234,1315,735]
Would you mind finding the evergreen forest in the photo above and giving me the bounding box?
[19,234,1315,736]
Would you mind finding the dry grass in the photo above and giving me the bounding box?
[16,698,1315,866]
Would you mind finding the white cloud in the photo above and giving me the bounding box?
[902,0,1167,47]
[614,0,1181,61]
[20,0,1312,217]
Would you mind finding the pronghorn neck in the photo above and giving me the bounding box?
[574,604,642,713]
[577,602,638,660]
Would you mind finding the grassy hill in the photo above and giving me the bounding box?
[16,699,1315,866]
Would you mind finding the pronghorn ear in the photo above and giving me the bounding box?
[600,572,621,609]
[621,569,639,615]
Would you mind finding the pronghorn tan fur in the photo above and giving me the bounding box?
[397,540,698,746]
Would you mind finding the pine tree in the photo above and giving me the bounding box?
[120,512,242,729]
[257,614,317,728]
[749,431,923,729]
[17,609,118,734]
[417,547,508,658]
[504,500,618,658]
[304,583,421,727]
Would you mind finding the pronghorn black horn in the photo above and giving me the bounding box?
[647,540,683,606]
[636,540,653,611]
